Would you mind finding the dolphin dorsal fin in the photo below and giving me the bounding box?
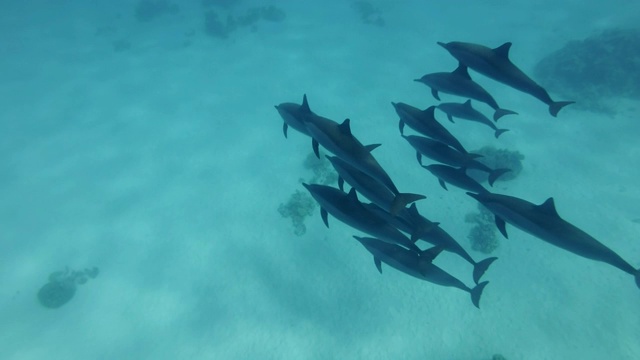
[347,187,360,202]
[422,106,436,118]
[538,197,559,217]
[463,99,473,109]
[452,63,471,80]
[301,94,311,113]
[338,118,353,136]
[494,42,512,59]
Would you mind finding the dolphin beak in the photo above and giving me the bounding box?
[436,41,447,48]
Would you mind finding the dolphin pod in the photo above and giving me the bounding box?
[275,40,637,310]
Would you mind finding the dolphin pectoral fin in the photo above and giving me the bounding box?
[321,208,329,228]
[493,108,518,121]
[390,193,426,216]
[312,139,320,158]
[438,179,448,191]
[431,88,441,101]
[470,281,489,309]
[337,177,345,191]
[282,123,288,138]
[488,168,511,187]
[374,257,383,274]
[399,119,405,135]
[495,216,508,239]
[549,101,575,117]
[416,152,423,165]
[473,257,498,284]
[494,129,509,139]
[447,114,455,123]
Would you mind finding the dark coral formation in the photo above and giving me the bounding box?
[134,0,180,22]
[533,28,640,114]
[204,5,286,39]
[278,190,317,236]
[279,152,336,236]
[351,1,385,27]
[465,204,499,254]
[467,146,524,184]
[37,267,99,309]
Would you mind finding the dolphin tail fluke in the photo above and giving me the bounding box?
[494,128,509,139]
[493,108,518,121]
[549,101,575,117]
[473,257,498,284]
[488,168,511,187]
[470,281,489,309]
[390,193,426,216]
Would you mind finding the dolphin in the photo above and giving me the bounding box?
[392,102,468,153]
[302,183,420,252]
[414,64,517,121]
[295,97,400,195]
[274,95,312,138]
[354,236,489,308]
[366,203,497,284]
[438,41,575,117]
[467,191,640,289]
[437,100,510,139]
[402,135,509,182]
[423,164,509,192]
[325,155,425,215]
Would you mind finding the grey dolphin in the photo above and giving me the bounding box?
[366,203,497,284]
[467,191,640,289]
[274,94,312,138]
[402,135,509,183]
[423,164,509,192]
[438,41,575,117]
[437,100,510,139]
[414,64,517,121]
[302,183,420,252]
[325,155,425,215]
[297,97,400,195]
[354,236,489,308]
[392,102,468,153]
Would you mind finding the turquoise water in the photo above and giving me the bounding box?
[1,1,639,359]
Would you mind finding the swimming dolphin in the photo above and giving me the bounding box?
[438,41,575,117]
[303,183,420,252]
[354,236,489,308]
[467,191,640,289]
[414,64,517,121]
[392,102,468,153]
[423,164,509,192]
[402,135,509,182]
[366,203,497,284]
[274,95,312,138]
[437,100,510,139]
[325,155,425,215]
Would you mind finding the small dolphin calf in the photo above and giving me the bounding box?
[354,236,489,308]
[423,164,509,192]
[303,183,420,252]
[438,41,575,117]
[467,192,640,289]
[414,64,517,121]
[437,100,510,138]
